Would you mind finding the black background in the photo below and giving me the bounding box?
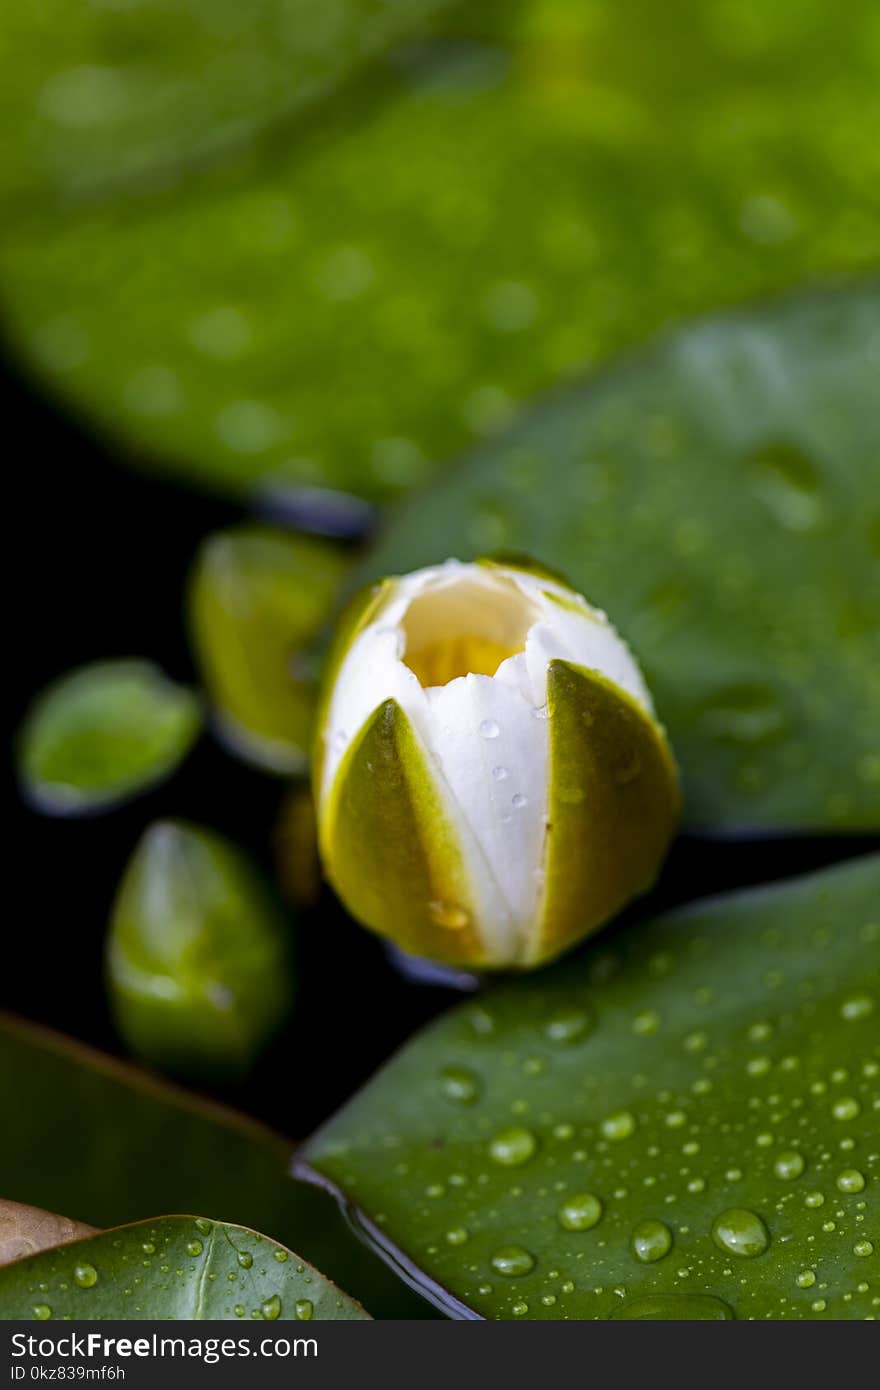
[5,346,878,1139]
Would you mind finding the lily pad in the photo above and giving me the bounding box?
[361,283,880,831]
[107,821,294,1082]
[0,1014,431,1318]
[0,1213,369,1320]
[16,660,202,815]
[0,0,450,205]
[1,0,877,500]
[188,526,348,773]
[299,854,880,1320]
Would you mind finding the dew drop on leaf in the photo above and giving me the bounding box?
[439,1066,481,1105]
[489,1126,537,1166]
[711,1209,769,1259]
[558,1193,602,1232]
[631,1220,673,1264]
[490,1247,535,1278]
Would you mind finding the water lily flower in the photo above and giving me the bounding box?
[314,559,679,968]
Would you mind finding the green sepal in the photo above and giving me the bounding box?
[106,821,294,1083]
[320,699,486,965]
[532,660,680,965]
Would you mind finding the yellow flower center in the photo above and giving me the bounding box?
[401,573,538,687]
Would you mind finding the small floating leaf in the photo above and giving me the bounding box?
[362,283,880,831]
[300,856,880,1320]
[0,1013,429,1318]
[17,660,201,815]
[0,1214,369,1320]
[107,821,294,1082]
[188,526,348,774]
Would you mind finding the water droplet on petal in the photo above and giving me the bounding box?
[428,900,470,931]
[479,719,500,739]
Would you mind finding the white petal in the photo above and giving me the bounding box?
[420,673,546,960]
[505,569,653,711]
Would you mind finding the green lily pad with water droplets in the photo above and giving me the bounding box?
[17,660,202,816]
[0,0,878,501]
[0,1014,432,1318]
[0,0,450,206]
[0,1214,370,1321]
[361,282,880,832]
[300,855,880,1320]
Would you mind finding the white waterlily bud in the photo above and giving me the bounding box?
[314,559,679,968]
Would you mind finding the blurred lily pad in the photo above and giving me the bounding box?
[300,854,880,1319]
[0,1213,369,1320]
[0,0,877,500]
[107,821,294,1082]
[17,659,202,815]
[361,283,880,831]
[189,526,348,774]
[0,0,450,205]
[0,1013,431,1318]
